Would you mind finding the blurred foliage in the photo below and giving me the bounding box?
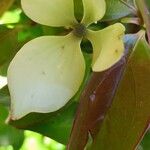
[0,131,65,150]
[0,0,14,17]
[0,104,24,150]
[20,131,65,150]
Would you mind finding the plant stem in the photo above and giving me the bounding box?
[136,0,150,44]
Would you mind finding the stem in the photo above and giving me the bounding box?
[136,0,150,44]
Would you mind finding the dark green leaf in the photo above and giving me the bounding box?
[0,86,10,107]
[140,130,150,150]
[74,0,83,21]
[9,102,77,145]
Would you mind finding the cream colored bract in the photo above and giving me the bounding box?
[8,0,125,120]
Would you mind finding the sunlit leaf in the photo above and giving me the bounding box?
[0,0,14,16]
[21,131,65,150]
[0,8,21,24]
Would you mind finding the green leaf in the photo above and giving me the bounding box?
[103,0,132,21]
[0,86,10,107]
[91,32,150,149]
[73,0,83,21]
[0,104,24,149]
[9,102,77,145]
[140,130,150,150]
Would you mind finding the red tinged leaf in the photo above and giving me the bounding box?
[91,32,150,149]
[67,62,125,150]
[67,33,140,150]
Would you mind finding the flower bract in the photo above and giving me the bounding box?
[8,0,125,120]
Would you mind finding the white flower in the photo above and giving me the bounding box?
[7,0,125,120]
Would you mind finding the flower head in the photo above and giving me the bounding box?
[8,0,125,120]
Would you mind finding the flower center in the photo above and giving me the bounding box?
[73,23,87,38]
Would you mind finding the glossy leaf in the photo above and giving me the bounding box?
[67,33,140,150]
[68,60,126,150]
[91,33,150,150]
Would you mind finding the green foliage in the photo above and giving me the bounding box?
[146,0,150,9]
[9,102,77,145]
[0,104,24,150]
[20,131,65,150]
[0,86,9,107]
[0,26,19,76]
[140,130,150,150]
